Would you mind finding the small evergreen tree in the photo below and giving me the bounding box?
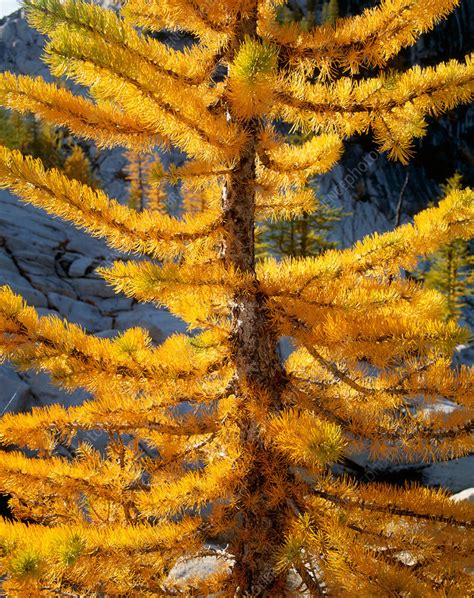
[321,0,339,26]
[63,144,98,187]
[0,110,63,167]
[425,238,474,323]
[257,198,343,259]
[419,175,474,324]
[0,108,97,186]
[126,150,169,213]
[0,109,32,152]
[0,1,472,595]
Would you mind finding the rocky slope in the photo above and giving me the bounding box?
[0,189,185,424]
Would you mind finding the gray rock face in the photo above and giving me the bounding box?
[422,455,474,494]
[67,256,97,278]
[0,188,182,418]
[68,277,117,300]
[0,9,49,79]
[47,292,113,332]
[0,367,33,415]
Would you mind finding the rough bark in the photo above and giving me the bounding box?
[222,145,290,595]
[221,9,291,596]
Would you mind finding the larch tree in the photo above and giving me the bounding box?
[424,237,474,324]
[418,174,474,325]
[321,0,339,27]
[62,144,98,187]
[256,198,343,259]
[125,150,165,212]
[0,0,472,596]
[0,108,97,186]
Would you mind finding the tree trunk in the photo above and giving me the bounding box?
[221,12,290,595]
[222,124,290,597]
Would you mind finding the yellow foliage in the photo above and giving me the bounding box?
[259,0,461,74]
[0,0,471,594]
[0,146,223,260]
[274,55,474,163]
[227,37,279,119]
[0,72,162,150]
[266,409,346,468]
[0,517,203,595]
[0,285,229,397]
[137,452,244,518]
[258,186,474,293]
[258,129,343,184]
[98,260,252,326]
[123,0,237,51]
